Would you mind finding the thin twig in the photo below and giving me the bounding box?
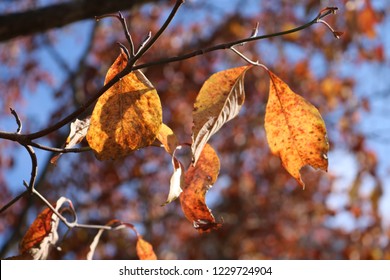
[0,144,37,212]
[23,145,38,194]
[230,47,269,71]
[96,12,135,57]
[131,6,340,71]
[135,31,152,55]
[28,142,91,153]
[9,108,22,134]
[129,0,185,65]
[0,190,29,214]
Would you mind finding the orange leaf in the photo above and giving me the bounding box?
[180,143,221,232]
[264,71,329,188]
[136,237,157,260]
[192,66,252,165]
[19,197,71,259]
[86,50,162,160]
[19,207,54,256]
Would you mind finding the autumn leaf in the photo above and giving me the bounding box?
[162,146,185,206]
[180,143,221,232]
[156,123,178,155]
[51,116,91,164]
[264,71,329,188]
[19,197,72,260]
[191,66,252,165]
[155,124,184,205]
[86,50,162,160]
[136,237,157,260]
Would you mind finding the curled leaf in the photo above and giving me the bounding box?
[180,143,221,232]
[51,116,91,164]
[162,146,185,206]
[191,66,252,165]
[86,50,162,160]
[264,71,329,188]
[19,197,72,260]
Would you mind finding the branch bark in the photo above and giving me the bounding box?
[0,0,157,42]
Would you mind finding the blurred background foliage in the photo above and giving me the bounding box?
[0,0,389,259]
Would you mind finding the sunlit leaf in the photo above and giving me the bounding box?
[19,197,72,260]
[162,146,184,206]
[136,237,157,260]
[156,123,178,155]
[86,50,162,160]
[191,66,252,165]
[50,116,91,164]
[180,143,221,232]
[264,71,329,188]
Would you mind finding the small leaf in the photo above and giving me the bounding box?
[191,66,252,165]
[19,197,71,260]
[180,143,221,232]
[264,71,329,188]
[156,123,178,155]
[162,146,184,206]
[136,237,157,260]
[50,116,91,164]
[86,50,162,160]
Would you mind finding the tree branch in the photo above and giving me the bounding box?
[0,0,158,42]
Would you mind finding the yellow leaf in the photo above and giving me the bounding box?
[192,66,252,165]
[136,237,157,260]
[156,123,178,155]
[86,51,162,160]
[264,71,329,188]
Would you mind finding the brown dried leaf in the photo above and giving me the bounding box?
[192,66,252,165]
[180,143,221,232]
[19,197,71,259]
[86,50,162,160]
[264,71,329,188]
[136,237,157,260]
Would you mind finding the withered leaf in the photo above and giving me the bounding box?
[19,197,71,260]
[162,146,185,206]
[180,143,221,232]
[87,50,162,160]
[51,116,91,164]
[264,71,329,188]
[192,66,252,165]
